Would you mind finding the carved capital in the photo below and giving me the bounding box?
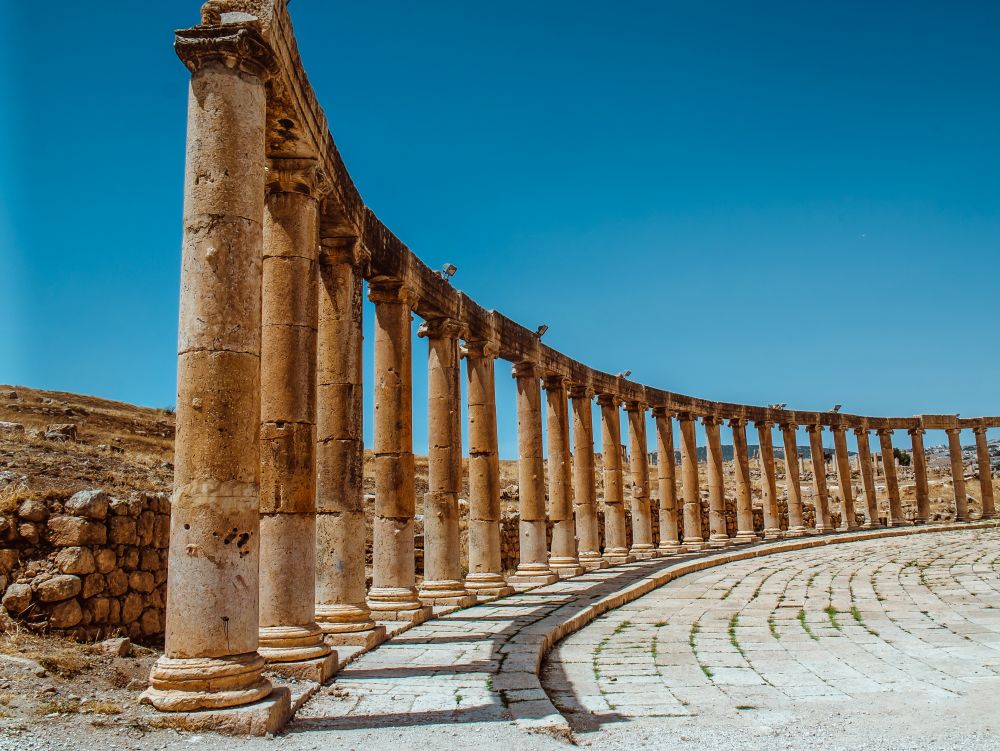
[543,374,569,392]
[973,426,987,436]
[367,278,417,307]
[805,424,823,434]
[596,393,620,408]
[727,417,746,428]
[875,427,893,437]
[568,383,594,401]
[652,406,673,419]
[463,338,500,360]
[418,317,466,341]
[781,422,799,432]
[319,235,367,268]
[511,361,539,380]
[624,400,647,414]
[907,427,925,436]
[175,24,277,80]
[701,415,722,426]
[266,158,330,198]
[854,427,871,437]
[754,421,774,430]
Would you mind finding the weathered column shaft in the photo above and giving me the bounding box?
[781,423,806,535]
[419,319,475,606]
[678,414,704,549]
[315,237,381,646]
[257,160,333,676]
[704,417,729,545]
[877,430,904,526]
[627,403,656,557]
[756,423,781,537]
[146,26,275,712]
[909,428,930,523]
[464,341,513,597]
[854,429,880,528]
[654,409,683,552]
[730,420,756,542]
[546,376,583,576]
[807,425,833,532]
[367,281,430,623]
[946,428,968,521]
[599,394,631,561]
[832,426,858,530]
[571,386,605,569]
[974,428,995,519]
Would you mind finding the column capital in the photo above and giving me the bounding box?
[727,417,746,428]
[319,235,367,267]
[675,410,696,422]
[368,278,417,307]
[543,373,569,392]
[829,424,847,435]
[854,426,871,437]
[624,400,647,414]
[417,317,466,341]
[463,338,500,360]
[907,427,925,436]
[266,157,330,198]
[805,423,823,434]
[875,427,893,437]
[780,422,799,432]
[595,393,620,408]
[754,420,774,430]
[511,361,539,380]
[567,382,593,401]
[973,425,988,435]
[701,415,723,426]
[945,426,962,436]
[175,24,278,79]
[653,406,674,419]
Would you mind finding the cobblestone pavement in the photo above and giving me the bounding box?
[544,527,1000,749]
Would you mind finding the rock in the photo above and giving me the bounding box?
[136,510,155,545]
[140,608,161,637]
[2,582,33,613]
[65,489,110,520]
[17,522,41,546]
[88,597,110,624]
[47,515,107,546]
[106,569,128,597]
[121,592,143,624]
[48,598,83,628]
[2,390,16,399]
[35,574,82,602]
[44,423,77,441]
[16,499,48,523]
[129,571,155,594]
[99,636,132,657]
[53,547,95,575]
[0,421,24,433]
[0,549,19,574]
[82,573,105,599]
[109,517,137,545]
[139,549,160,571]
[94,548,116,574]
[501,484,519,500]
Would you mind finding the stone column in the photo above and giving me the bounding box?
[626,402,657,558]
[780,423,806,536]
[909,428,930,524]
[946,428,968,521]
[704,417,731,547]
[854,428,880,529]
[256,160,335,681]
[756,422,782,538]
[832,426,859,530]
[145,26,275,713]
[418,319,477,607]
[598,394,633,563]
[877,429,905,526]
[464,340,515,598]
[315,237,384,648]
[678,413,705,550]
[366,280,432,623]
[654,408,684,553]
[508,363,559,588]
[571,385,607,570]
[806,425,833,532]
[974,427,995,519]
[545,376,584,577]
[729,419,756,543]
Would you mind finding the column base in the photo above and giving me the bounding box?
[731,532,758,545]
[141,687,292,736]
[316,603,386,648]
[419,579,478,608]
[708,535,733,548]
[263,651,338,684]
[323,626,386,650]
[577,552,609,570]
[784,527,808,537]
[657,543,686,555]
[258,623,332,666]
[887,519,912,527]
[814,524,835,534]
[602,548,636,565]
[368,586,433,623]
[142,653,272,712]
[550,557,586,577]
[762,528,784,540]
[508,562,559,590]
[464,573,515,601]
[629,544,659,560]
[682,538,707,552]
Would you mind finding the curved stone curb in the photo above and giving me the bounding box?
[504,521,1000,732]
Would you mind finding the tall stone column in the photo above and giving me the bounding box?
[756,422,782,538]
[464,340,515,598]
[315,237,383,648]
[678,413,705,550]
[654,408,684,553]
[571,385,607,570]
[418,319,477,607]
[854,428,880,529]
[909,428,930,524]
[806,425,833,533]
[256,160,335,681]
[946,428,969,521]
[366,280,432,623]
[626,402,657,558]
[832,426,859,530]
[598,394,633,563]
[508,363,559,588]
[729,419,757,543]
[780,423,806,536]
[974,427,995,519]
[545,376,584,577]
[145,26,276,712]
[877,429,905,526]
[703,417,731,547]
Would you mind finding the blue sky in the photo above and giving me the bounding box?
[3,1,998,458]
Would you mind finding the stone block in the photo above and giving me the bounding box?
[94,548,116,573]
[35,574,82,602]
[109,517,138,545]
[54,547,96,575]
[47,598,83,628]
[82,572,106,599]
[47,515,106,546]
[17,499,48,523]
[65,489,110,520]
[2,582,32,613]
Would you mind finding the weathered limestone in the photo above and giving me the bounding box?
[973,427,995,519]
[729,419,757,543]
[909,428,930,524]
[946,428,968,521]
[464,340,515,598]
[366,280,432,623]
[807,425,834,533]
[315,237,383,648]
[756,422,782,538]
[780,423,807,536]
[678,413,705,551]
[508,363,559,589]
[832,425,859,530]
[545,376,584,577]
[626,402,657,558]
[257,159,335,682]
[418,319,477,607]
[598,394,633,563]
[877,429,906,527]
[145,24,276,713]
[654,408,684,553]
[703,417,730,547]
[854,428,880,529]
[571,386,606,570]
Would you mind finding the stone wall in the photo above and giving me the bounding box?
[0,488,169,642]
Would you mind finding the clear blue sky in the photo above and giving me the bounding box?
[3,1,998,458]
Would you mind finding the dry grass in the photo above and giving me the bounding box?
[0,629,95,678]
